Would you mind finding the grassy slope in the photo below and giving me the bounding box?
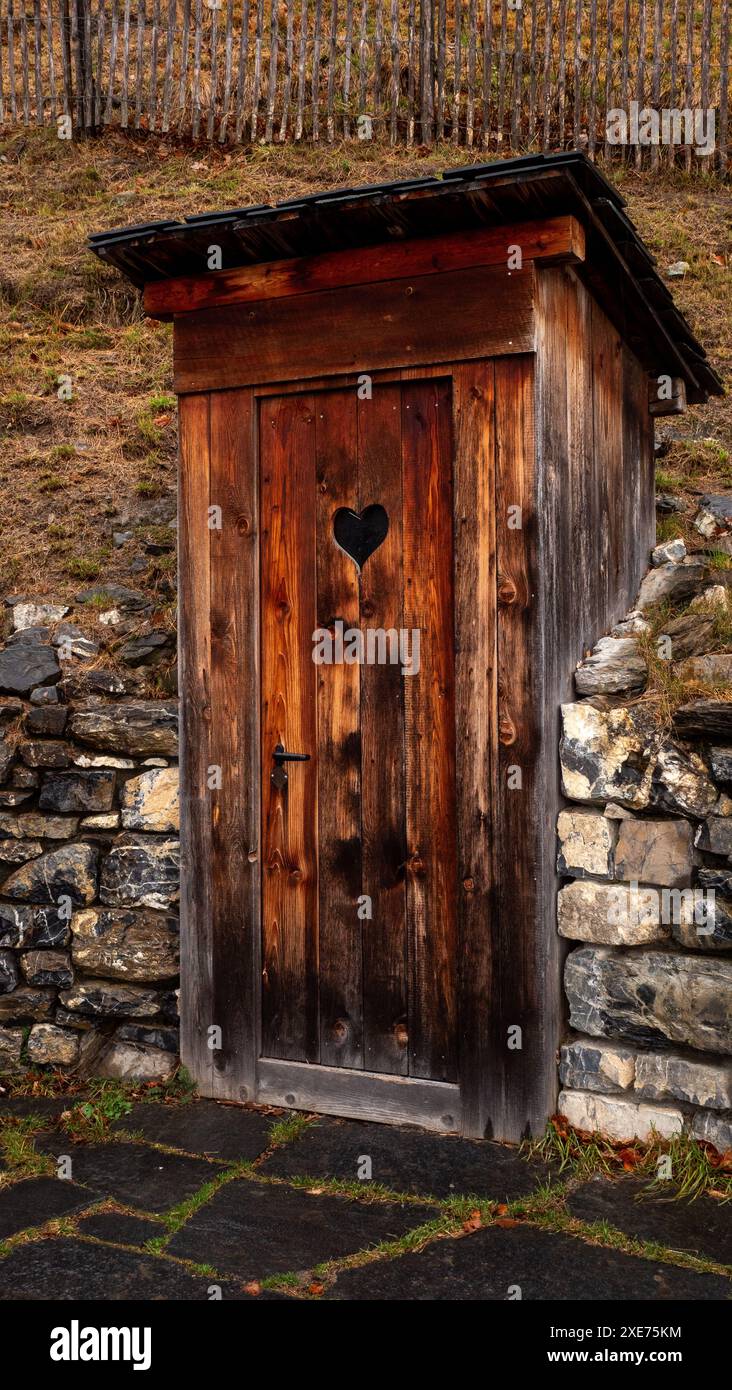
[0,128,729,622]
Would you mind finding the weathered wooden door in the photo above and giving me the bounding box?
[259,378,458,1093]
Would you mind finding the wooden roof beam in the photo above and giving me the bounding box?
[143,214,585,321]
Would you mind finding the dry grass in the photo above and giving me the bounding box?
[0,128,729,615]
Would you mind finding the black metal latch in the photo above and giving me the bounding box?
[271,743,310,790]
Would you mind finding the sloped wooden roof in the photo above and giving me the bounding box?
[89,152,722,404]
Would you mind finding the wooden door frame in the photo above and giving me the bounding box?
[178,357,547,1139]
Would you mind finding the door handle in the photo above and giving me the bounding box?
[271,743,310,788]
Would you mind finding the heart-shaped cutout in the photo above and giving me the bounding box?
[333,504,389,570]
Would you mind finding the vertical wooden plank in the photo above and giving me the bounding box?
[452,360,496,1140]
[572,0,582,151]
[402,378,457,1083]
[720,0,729,175]
[374,0,383,115]
[450,0,460,143]
[356,0,367,119]
[33,0,43,123]
[511,0,523,148]
[436,0,446,141]
[420,0,433,144]
[635,0,646,167]
[191,0,202,138]
[46,0,58,119]
[311,0,322,139]
[176,0,190,132]
[588,0,598,156]
[603,0,613,162]
[359,382,408,1077]
[119,0,131,125]
[218,0,235,142]
[542,0,553,150]
[492,354,544,1141]
[20,0,31,123]
[684,0,693,173]
[325,0,337,140]
[260,393,319,1063]
[178,392,215,1101]
[279,0,294,140]
[134,0,144,129]
[342,0,353,137]
[161,0,175,130]
[527,0,538,146]
[264,0,278,141]
[496,0,508,146]
[591,298,623,620]
[207,389,260,1099]
[207,0,219,139]
[59,0,73,121]
[70,0,81,126]
[294,0,307,138]
[315,389,363,1069]
[482,0,493,150]
[556,0,567,146]
[148,0,159,130]
[407,0,416,142]
[105,0,119,120]
[389,0,398,142]
[466,0,475,147]
[234,0,250,141]
[650,0,662,169]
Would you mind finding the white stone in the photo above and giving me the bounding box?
[611,612,652,636]
[74,754,135,769]
[12,601,69,632]
[604,803,637,820]
[98,609,122,626]
[26,1023,79,1065]
[558,879,668,946]
[560,702,656,809]
[120,767,179,832]
[636,559,708,610]
[688,584,729,614]
[651,539,686,566]
[557,810,615,878]
[574,637,646,697]
[141,758,168,767]
[96,1041,177,1082]
[0,1025,24,1069]
[80,813,121,830]
[558,1090,684,1141]
[614,818,693,888]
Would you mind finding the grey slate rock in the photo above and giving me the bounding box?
[0,1238,252,1300]
[168,1178,434,1279]
[24,705,68,736]
[69,701,178,756]
[111,1100,272,1163]
[100,834,180,910]
[567,1177,732,1265]
[565,946,732,1053]
[7,626,51,645]
[709,746,732,784]
[29,684,59,705]
[75,583,150,612]
[34,1138,220,1212]
[0,1178,94,1240]
[39,769,116,815]
[325,1225,729,1300]
[59,978,162,1019]
[675,700,732,739]
[260,1117,552,1200]
[20,949,73,988]
[76,1210,163,1245]
[1,843,98,905]
[0,644,60,696]
[0,949,19,993]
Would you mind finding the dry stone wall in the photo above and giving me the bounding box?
[0,588,180,1084]
[558,520,732,1153]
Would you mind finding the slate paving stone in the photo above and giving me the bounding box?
[0,1237,272,1300]
[35,1138,217,1213]
[112,1099,274,1162]
[1,1096,71,1121]
[567,1177,732,1266]
[168,1177,434,1278]
[326,1225,732,1300]
[76,1210,165,1246]
[0,1176,94,1239]
[261,1117,552,1200]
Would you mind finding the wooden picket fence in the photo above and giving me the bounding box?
[0,0,728,170]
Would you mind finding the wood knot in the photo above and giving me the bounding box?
[499,715,517,746]
[394,1023,408,1049]
[498,577,517,604]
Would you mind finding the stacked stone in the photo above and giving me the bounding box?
[0,594,180,1083]
[558,530,732,1151]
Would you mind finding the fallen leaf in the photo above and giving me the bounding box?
[243,1281,261,1295]
[495,1203,509,1217]
[153,412,172,427]
[308,1281,325,1296]
[462,1209,482,1232]
[494,1217,521,1229]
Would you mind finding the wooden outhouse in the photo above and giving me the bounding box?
[93,153,722,1142]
